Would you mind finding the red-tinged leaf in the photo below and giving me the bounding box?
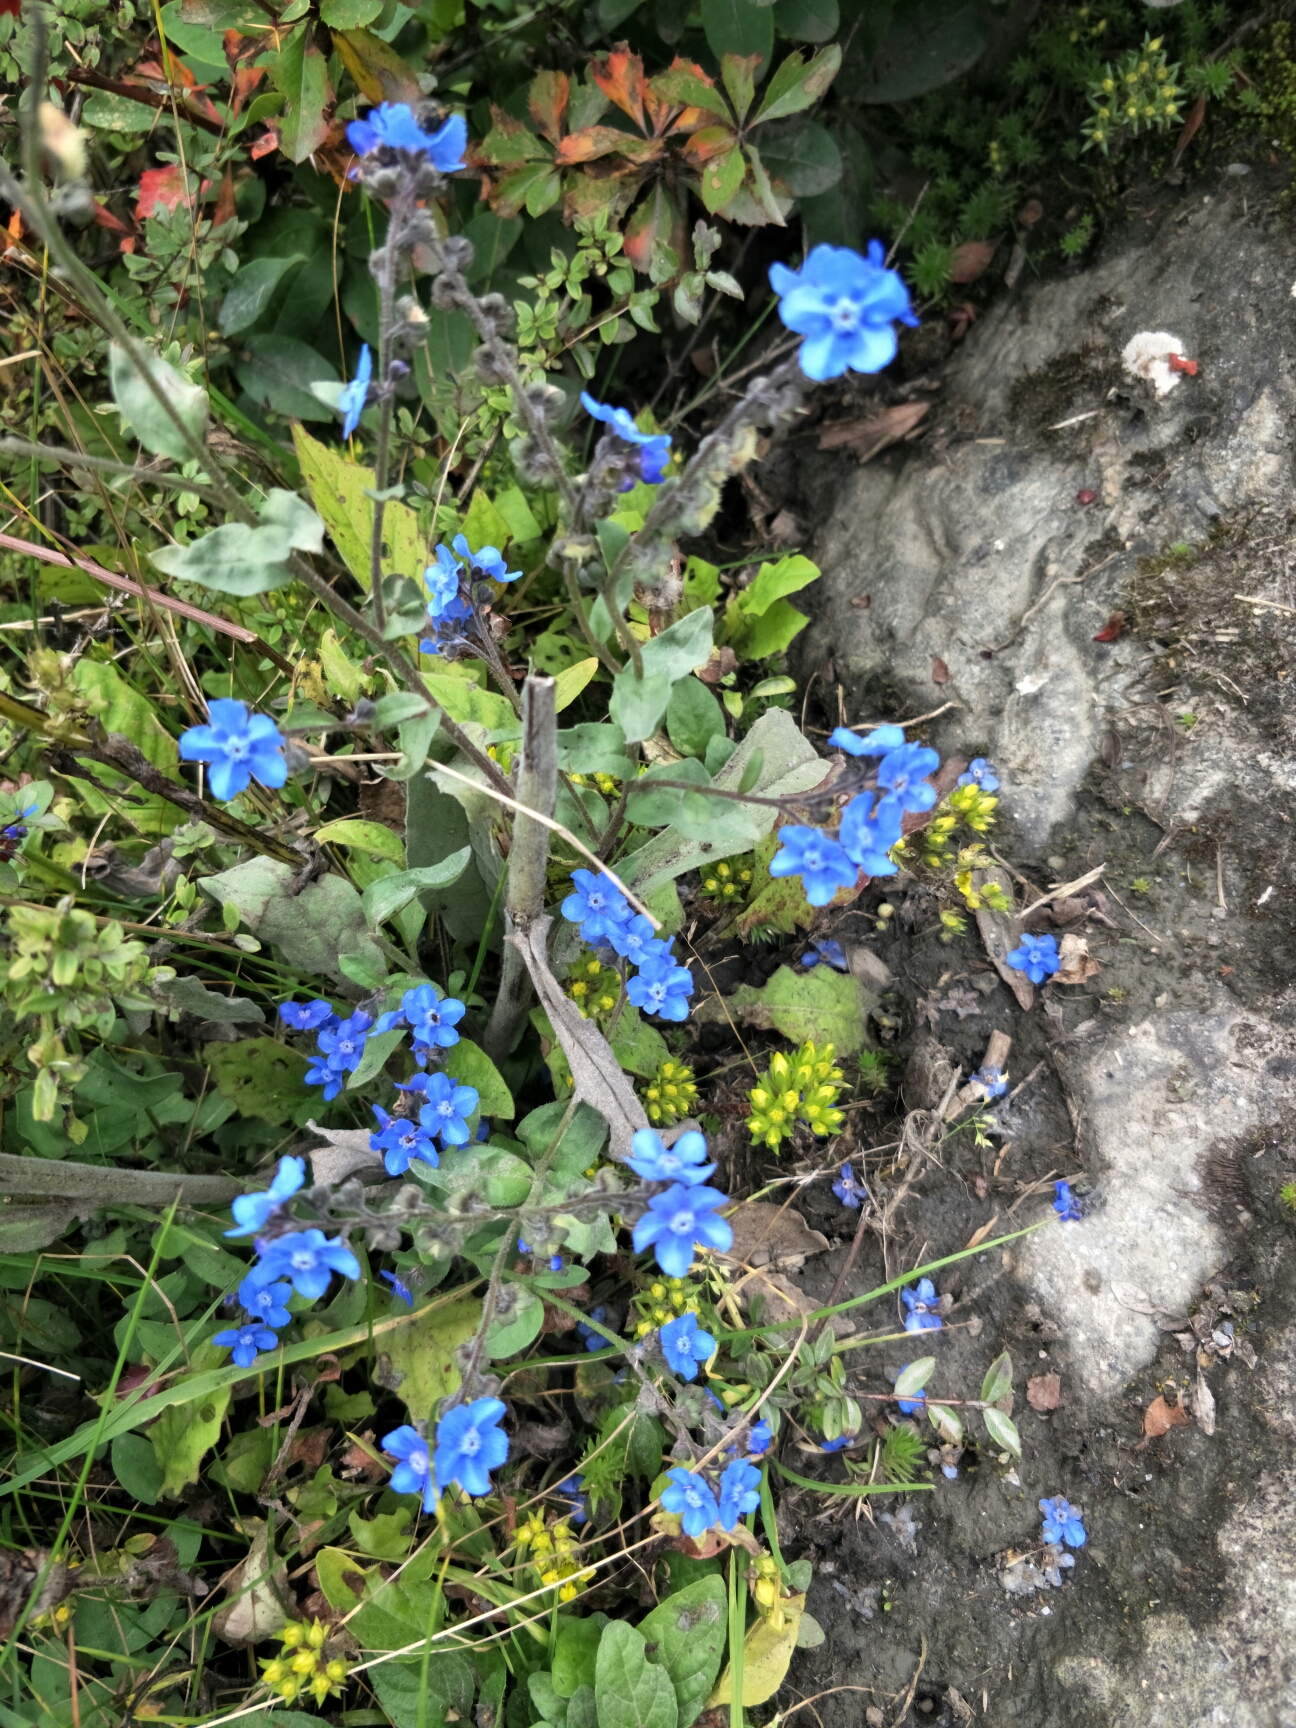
[554,127,661,166]
[699,147,746,215]
[720,51,761,123]
[0,0,20,17]
[492,162,562,219]
[590,43,647,132]
[623,180,684,278]
[1173,92,1207,163]
[649,57,731,123]
[1076,488,1097,505]
[681,123,739,166]
[211,166,237,228]
[89,199,133,236]
[949,239,997,284]
[752,43,841,124]
[1092,610,1126,643]
[529,69,568,145]
[474,107,549,167]
[250,126,281,160]
[932,656,950,684]
[228,63,265,118]
[135,164,193,220]
[224,28,263,71]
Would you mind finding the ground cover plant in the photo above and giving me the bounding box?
[0,0,1270,1723]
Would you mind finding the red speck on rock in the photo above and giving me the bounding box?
[1076,489,1097,505]
[1168,353,1198,376]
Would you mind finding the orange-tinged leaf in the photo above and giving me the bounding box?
[529,68,568,145]
[1143,1395,1189,1437]
[681,123,739,166]
[590,43,647,132]
[623,180,683,278]
[135,164,194,220]
[228,63,265,118]
[650,57,731,122]
[554,126,661,165]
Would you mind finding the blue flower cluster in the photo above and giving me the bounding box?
[580,392,672,488]
[1,800,35,848]
[627,1128,733,1279]
[901,1277,943,1333]
[769,725,939,907]
[660,1458,762,1536]
[769,242,918,383]
[179,699,287,803]
[561,870,695,1024]
[419,535,521,657]
[380,1396,509,1513]
[1007,932,1060,984]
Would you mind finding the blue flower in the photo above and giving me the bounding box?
[608,914,671,969]
[246,1230,361,1301]
[391,983,465,1052]
[370,1105,440,1176]
[832,1162,866,1210]
[347,103,467,172]
[339,344,372,440]
[768,825,857,908]
[382,1424,439,1513]
[382,1269,415,1307]
[316,1009,374,1076]
[179,699,287,803]
[829,724,906,757]
[838,791,903,876]
[894,1366,926,1416]
[632,1183,733,1279]
[901,1277,943,1333]
[434,1397,509,1498]
[576,1306,610,1351]
[561,868,631,941]
[876,742,939,814]
[452,533,519,585]
[718,1459,762,1531]
[424,544,464,618]
[556,1473,588,1524]
[769,241,918,382]
[418,1071,479,1146]
[239,1276,292,1329]
[958,757,999,792]
[626,954,694,1023]
[213,1323,279,1369]
[627,1127,715,1187]
[225,1156,305,1238]
[279,999,335,1032]
[660,1466,720,1537]
[1053,1179,1082,1222]
[580,392,672,485]
[549,1254,564,1272]
[1006,932,1060,985]
[820,1434,850,1453]
[802,938,848,971]
[748,1420,772,1456]
[1039,1495,1086,1548]
[970,1065,1008,1100]
[660,1310,715,1381]
[304,1056,346,1102]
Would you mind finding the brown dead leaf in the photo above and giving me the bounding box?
[719,1202,828,1272]
[1143,1394,1190,1437]
[932,656,950,685]
[1027,1372,1061,1412]
[949,239,997,284]
[972,867,1034,1011]
[965,1213,1000,1250]
[817,400,929,462]
[1017,199,1043,228]
[1053,932,1100,985]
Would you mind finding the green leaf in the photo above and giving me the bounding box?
[696,962,870,1053]
[381,1295,482,1418]
[517,1100,608,1179]
[345,1025,405,1090]
[212,1428,274,1494]
[493,484,543,544]
[981,1407,1021,1459]
[556,723,635,778]
[361,851,472,931]
[319,0,383,24]
[200,857,387,988]
[753,43,841,121]
[445,1038,515,1119]
[863,0,988,104]
[529,1672,568,1724]
[461,486,513,552]
[203,1038,311,1126]
[368,1657,475,1728]
[348,1507,414,1560]
[727,596,810,660]
[625,758,713,831]
[609,1006,670,1081]
[150,1384,230,1498]
[758,119,842,195]
[422,670,518,732]
[595,1620,678,1728]
[650,64,731,122]
[151,1217,248,1287]
[314,817,407,865]
[111,1433,164,1505]
[979,1350,1013,1406]
[109,342,208,462]
[486,1284,544,1359]
[235,335,339,423]
[83,90,164,130]
[666,676,726,760]
[700,145,747,214]
[638,1576,727,1728]
[734,553,819,617]
[894,1357,936,1398]
[720,51,761,121]
[771,0,837,41]
[370,692,433,728]
[554,657,600,713]
[150,488,325,597]
[927,1403,963,1445]
[610,609,714,744]
[270,20,333,161]
[292,423,429,592]
[701,0,773,82]
[218,254,306,336]
[462,211,524,284]
[553,1615,610,1697]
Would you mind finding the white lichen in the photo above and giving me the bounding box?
[1122,330,1188,397]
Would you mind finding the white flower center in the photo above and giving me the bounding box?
[670,1208,696,1234]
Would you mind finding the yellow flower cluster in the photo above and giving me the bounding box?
[566,954,619,1019]
[746,1042,844,1151]
[260,1620,349,1708]
[1084,35,1180,153]
[699,856,753,904]
[513,1512,594,1604]
[749,1553,793,1630]
[642,1057,698,1126]
[631,1276,695,1338]
[953,844,1011,915]
[569,770,621,796]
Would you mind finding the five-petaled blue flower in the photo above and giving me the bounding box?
[379,983,466,1052]
[580,392,672,486]
[768,825,857,908]
[382,1424,439,1513]
[1053,1179,1083,1222]
[346,103,467,172]
[839,791,903,876]
[225,1156,305,1238]
[633,1183,733,1279]
[829,724,905,757]
[576,1306,610,1351]
[1006,932,1060,985]
[371,1105,440,1176]
[1040,1495,1086,1548]
[718,1458,762,1531]
[279,999,335,1032]
[832,1162,866,1210]
[561,868,632,941]
[958,757,999,792]
[660,1466,720,1537]
[608,914,671,969]
[452,533,519,585]
[382,1269,415,1307]
[970,1065,1008,1100]
[239,1276,292,1329]
[423,544,464,618]
[802,938,848,971]
[894,1365,926,1416]
[179,699,287,803]
[316,1009,374,1076]
[901,1277,943,1333]
[418,1071,479,1146]
[246,1230,361,1301]
[769,241,918,382]
[877,742,939,814]
[627,1127,715,1187]
[434,1397,509,1498]
[660,1310,715,1381]
[339,344,372,440]
[213,1323,279,1369]
[304,1054,346,1101]
[626,954,694,1023]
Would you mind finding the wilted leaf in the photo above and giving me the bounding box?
[590,43,648,129]
[1193,1371,1216,1436]
[332,26,423,104]
[817,400,929,461]
[932,656,950,684]
[1054,933,1100,985]
[694,962,871,1054]
[1143,1395,1190,1437]
[707,1592,804,1706]
[949,239,997,284]
[717,1202,828,1272]
[651,58,731,122]
[528,68,569,143]
[151,1382,231,1499]
[1026,1372,1061,1412]
[211,1521,293,1645]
